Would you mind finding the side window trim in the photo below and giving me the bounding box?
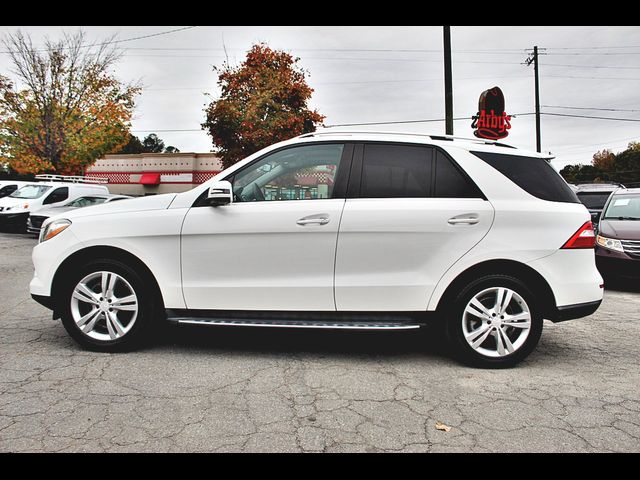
[346,141,486,200]
[433,147,487,200]
[193,141,353,208]
[44,187,69,205]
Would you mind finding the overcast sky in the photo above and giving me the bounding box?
[1,25,639,170]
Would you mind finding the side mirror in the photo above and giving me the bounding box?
[206,181,233,207]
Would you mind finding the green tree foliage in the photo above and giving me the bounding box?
[142,133,165,153]
[113,133,145,154]
[0,31,140,174]
[202,44,325,169]
[112,133,180,154]
[560,142,640,185]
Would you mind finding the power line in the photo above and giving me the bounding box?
[540,63,640,70]
[544,74,640,81]
[81,26,199,47]
[547,45,640,50]
[324,113,535,128]
[131,129,202,133]
[132,110,640,133]
[543,105,640,113]
[0,26,198,54]
[542,112,640,122]
[144,74,533,91]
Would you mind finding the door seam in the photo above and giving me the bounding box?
[332,199,347,311]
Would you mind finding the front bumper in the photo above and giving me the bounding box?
[0,212,28,226]
[596,248,640,278]
[31,294,53,310]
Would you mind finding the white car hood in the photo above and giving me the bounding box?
[0,196,27,208]
[60,193,177,221]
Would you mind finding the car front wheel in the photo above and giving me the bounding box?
[446,275,543,368]
[59,259,158,352]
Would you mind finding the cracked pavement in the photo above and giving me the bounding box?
[1,231,639,452]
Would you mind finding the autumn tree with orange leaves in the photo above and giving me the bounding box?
[202,44,325,169]
[0,31,140,174]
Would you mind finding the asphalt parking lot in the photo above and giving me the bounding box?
[0,231,639,453]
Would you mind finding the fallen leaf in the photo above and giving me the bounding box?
[435,421,452,432]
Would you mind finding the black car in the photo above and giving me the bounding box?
[574,183,624,224]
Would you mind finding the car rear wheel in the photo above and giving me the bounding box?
[60,259,158,352]
[446,275,543,368]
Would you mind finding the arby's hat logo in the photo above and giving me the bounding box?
[471,87,512,140]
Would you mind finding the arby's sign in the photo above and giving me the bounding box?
[471,87,512,140]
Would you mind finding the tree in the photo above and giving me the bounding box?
[0,31,140,174]
[111,132,180,155]
[142,133,165,153]
[202,43,325,169]
[592,149,615,171]
[113,133,145,154]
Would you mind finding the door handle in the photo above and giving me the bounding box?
[448,215,479,225]
[297,215,330,226]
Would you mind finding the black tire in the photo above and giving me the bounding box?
[59,258,160,352]
[444,274,543,368]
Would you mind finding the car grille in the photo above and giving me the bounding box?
[29,215,47,229]
[621,240,640,259]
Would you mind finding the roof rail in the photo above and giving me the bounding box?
[298,130,516,148]
[34,174,109,185]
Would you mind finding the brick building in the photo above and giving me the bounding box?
[85,152,223,196]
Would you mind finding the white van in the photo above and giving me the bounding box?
[0,180,30,199]
[0,175,109,230]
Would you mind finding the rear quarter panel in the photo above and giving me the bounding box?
[427,147,595,310]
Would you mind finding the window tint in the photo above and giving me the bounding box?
[434,151,483,198]
[66,196,108,208]
[576,192,613,210]
[233,144,344,202]
[10,184,50,199]
[360,144,432,198]
[471,151,579,203]
[43,187,69,205]
[0,185,17,197]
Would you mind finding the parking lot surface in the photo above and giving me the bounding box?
[0,231,639,452]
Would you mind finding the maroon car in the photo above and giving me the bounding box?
[596,188,640,278]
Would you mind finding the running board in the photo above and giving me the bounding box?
[170,316,421,331]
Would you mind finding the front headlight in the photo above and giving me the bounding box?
[4,204,29,211]
[39,219,72,243]
[596,235,624,253]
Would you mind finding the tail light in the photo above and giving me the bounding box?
[561,221,596,249]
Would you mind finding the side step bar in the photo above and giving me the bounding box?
[170,316,421,331]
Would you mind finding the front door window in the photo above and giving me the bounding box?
[232,144,345,202]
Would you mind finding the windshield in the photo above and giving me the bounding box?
[65,196,107,208]
[9,184,51,199]
[603,194,640,220]
[576,192,613,210]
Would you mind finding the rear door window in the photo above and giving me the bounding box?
[360,144,433,198]
[471,151,579,203]
[43,187,69,205]
[434,150,483,198]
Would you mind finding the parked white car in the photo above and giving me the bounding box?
[0,180,30,198]
[27,194,131,235]
[30,132,603,367]
[0,176,109,230]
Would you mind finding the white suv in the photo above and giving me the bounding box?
[30,132,604,367]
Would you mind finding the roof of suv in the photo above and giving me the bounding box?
[296,130,549,159]
[574,183,624,192]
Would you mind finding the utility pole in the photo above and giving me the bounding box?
[525,46,545,152]
[443,26,454,135]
